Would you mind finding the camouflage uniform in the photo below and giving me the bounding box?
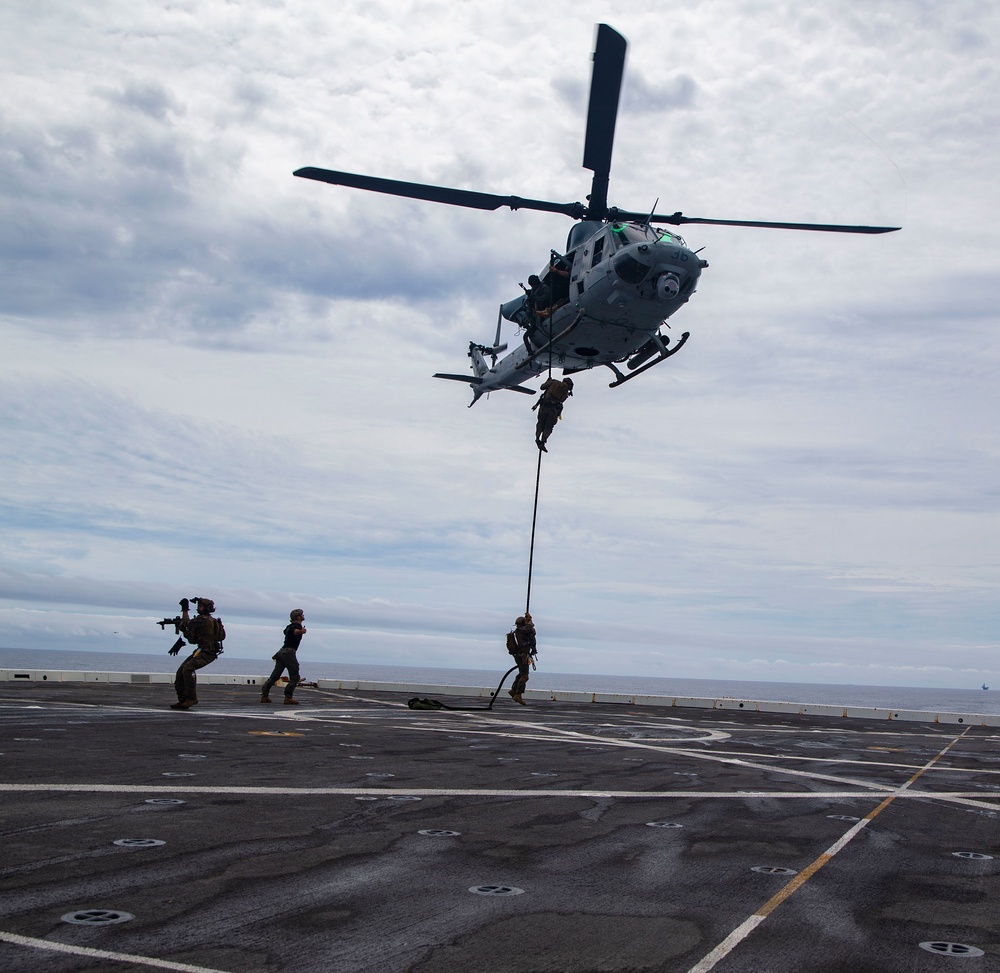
[172,600,224,709]
[508,614,537,705]
[534,377,574,450]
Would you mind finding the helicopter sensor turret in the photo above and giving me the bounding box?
[656,274,681,301]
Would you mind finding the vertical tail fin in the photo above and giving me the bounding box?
[469,342,490,377]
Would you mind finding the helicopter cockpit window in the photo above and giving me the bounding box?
[591,234,605,268]
[614,253,648,285]
[658,230,687,248]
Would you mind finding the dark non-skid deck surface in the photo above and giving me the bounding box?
[1,682,998,972]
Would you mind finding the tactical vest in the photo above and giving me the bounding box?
[185,614,225,652]
[542,380,571,404]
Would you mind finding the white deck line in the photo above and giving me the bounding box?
[2,669,998,727]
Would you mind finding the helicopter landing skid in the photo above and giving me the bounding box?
[606,331,690,387]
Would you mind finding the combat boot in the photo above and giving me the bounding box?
[283,697,300,705]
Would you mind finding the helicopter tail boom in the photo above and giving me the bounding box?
[433,372,536,408]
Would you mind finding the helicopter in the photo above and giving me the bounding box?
[295,24,899,405]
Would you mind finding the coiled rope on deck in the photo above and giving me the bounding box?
[406,665,519,711]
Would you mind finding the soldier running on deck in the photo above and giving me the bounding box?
[260,609,307,705]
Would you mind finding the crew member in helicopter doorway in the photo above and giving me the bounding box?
[532,377,573,451]
[260,609,307,705]
[506,613,537,705]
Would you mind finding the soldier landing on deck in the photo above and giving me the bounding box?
[506,613,537,705]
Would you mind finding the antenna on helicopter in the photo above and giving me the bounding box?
[491,307,504,367]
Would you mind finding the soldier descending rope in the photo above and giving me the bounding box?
[531,376,573,451]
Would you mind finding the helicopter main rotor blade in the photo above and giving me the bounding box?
[294,167,585,219]
[612,209,900,234]
[582,24,627,220]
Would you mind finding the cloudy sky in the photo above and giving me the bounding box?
[2,0,998,689]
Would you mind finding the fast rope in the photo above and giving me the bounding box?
[524,443,544,616]
[407,273,560,714]
[408,430,544,713]
[407,665,519,711]
[525,306,556,615]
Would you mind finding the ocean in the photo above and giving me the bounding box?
[2,647,998,716]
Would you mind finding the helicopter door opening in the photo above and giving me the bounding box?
[547,264,571,307]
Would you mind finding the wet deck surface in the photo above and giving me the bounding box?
[1,681,998,972]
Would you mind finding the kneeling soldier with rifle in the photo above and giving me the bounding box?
[159,597,225,710]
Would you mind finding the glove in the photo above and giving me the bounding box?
[179,598,190,611]
[168,637,185,656]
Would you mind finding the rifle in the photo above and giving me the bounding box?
[157,598,195,656]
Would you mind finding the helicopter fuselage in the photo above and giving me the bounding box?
[461,221,707,401]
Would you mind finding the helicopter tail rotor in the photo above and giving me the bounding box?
[475,342,507,358]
